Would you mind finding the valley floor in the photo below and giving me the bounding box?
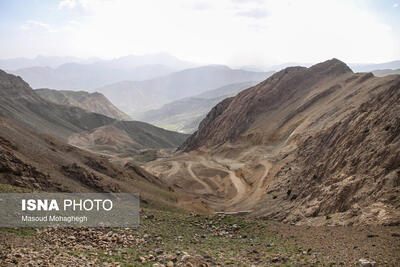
[1,208,399,266]
[143,143,292,214]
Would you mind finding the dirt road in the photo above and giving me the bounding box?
[144,146,274,212]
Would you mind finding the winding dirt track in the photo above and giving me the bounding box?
[187,162,214,194]
[144,148,274,212]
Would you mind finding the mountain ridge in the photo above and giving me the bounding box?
[35,88,131,121]
[179,58,354,151]
[97,65,272,116]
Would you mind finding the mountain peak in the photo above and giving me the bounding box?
[309,58,353,75]
[0,69,33,96]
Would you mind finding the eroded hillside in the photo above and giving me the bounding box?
[0,116,177,208]
[253,81,400,225]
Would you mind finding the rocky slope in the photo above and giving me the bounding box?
[35,88,131,120]
[97,65,272,116]
[0,69,114,141]
[253,81,400,225]
[170,59,400,225]
[68,121,189,157]
[0,116,176,207]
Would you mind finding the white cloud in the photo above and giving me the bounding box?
[231,0,266,4]
[58,0,77,9]
[236,8,268,19]
[14,0,400,65]
[20,20,57,33]
[394,3,399,8]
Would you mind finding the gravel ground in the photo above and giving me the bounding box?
[0,209,399,266]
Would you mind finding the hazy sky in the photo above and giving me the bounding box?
[0,0,399,66]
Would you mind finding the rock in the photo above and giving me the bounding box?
[181,254,191,262]
[146,214,154,220]
[271,256,281,263]
[358,259,376,267]
[367,234,378,238]
[138,256,146,263]
[155,248,163,255]
[167,261,174,267]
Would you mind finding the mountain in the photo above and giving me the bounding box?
[241,62,313,72]
[0,55,100,71]
[372,69,400,77]
[0,69,187,153]
[252,81,400,225]
[0,115,178,208]
[97,65,272,116]
[138,81,263,133]
[350,60,400,72]
[11,64,174,91]
[180,59,360,150]
[9,53,196,90]
[145,59,400,225]
[0,69,115,141]
[68,120,189,158]
[240,60,400,73]
[35,88,131,121]
[94,52,195,70]
[195,81,263,99]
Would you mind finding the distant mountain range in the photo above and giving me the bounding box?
[0,55,100,70]
[8,53,196,90]
[349,60,400,72]
[97,65,272,117]
[137,81,264,133]
[241,60,400,73]
[372,68,400,77]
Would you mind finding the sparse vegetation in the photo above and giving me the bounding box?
[1,209,399,266]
